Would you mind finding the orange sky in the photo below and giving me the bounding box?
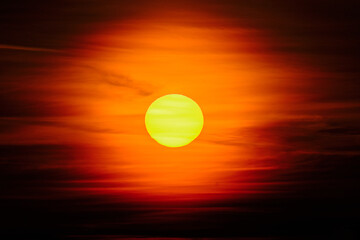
[1,1,360,238]
[0,6,326,202]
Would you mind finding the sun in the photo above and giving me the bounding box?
[145,94,204,147]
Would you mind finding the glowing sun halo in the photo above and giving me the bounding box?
[145,94,204,147]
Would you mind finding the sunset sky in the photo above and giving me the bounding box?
[1,0,360,239]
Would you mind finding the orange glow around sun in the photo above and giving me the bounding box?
[19,6,312,203]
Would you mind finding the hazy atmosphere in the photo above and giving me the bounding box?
[1,1,359,239]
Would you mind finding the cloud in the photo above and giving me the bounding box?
[0,44,60,53]
[83,65,154,96]
[0,117,127,135]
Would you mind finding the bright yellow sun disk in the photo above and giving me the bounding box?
[145,94,204,147]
